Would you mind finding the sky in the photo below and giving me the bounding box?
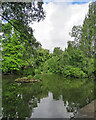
[30,0,93,52]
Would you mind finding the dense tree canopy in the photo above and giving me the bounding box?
[1,2,45,34]
[2,22,25,73]
[70,2,96,58]
[1,1,45,74]
[42,2,95,78]
[53,47,63,57]
[1,1,96,78]
[1,2,45,22]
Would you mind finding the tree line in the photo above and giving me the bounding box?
[1,1,96,78]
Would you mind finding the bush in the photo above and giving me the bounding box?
[22,66,35,75]
[27,75,33,80]
[43,56,60,73]
[35,69,41,74]
[34,74,41,79]
[62,65,87,78]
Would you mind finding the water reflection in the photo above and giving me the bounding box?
[31,92,74,118]
[2,74,95,118]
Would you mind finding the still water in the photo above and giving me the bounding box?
[2,74,95,119]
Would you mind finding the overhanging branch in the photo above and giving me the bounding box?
[0,14,28,39]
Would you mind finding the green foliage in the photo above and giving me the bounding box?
[80,2,96,57]
[2,20,39,74]
[1,2,45,41]
[35,69,41,74]
[23,67,35,75]
[27,75,33,80]
[2,22,25,73]
[43,56,60,73]
[34,47,50,68]
[2,2,45,23]
[53,47,63,57]
[42,46,94,77]
[62,65,87,78]
[60,51,70,66]
[69,2,96,58]
[34,74,41,79]
[1,2,95,78]
[1,1,45,74]
[84,58,94,77]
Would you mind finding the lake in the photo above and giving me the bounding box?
[1,74,95,119]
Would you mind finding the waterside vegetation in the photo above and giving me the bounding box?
[1,2,96,80]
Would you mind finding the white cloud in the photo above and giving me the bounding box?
[30,2,89,51]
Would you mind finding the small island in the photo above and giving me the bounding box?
[15,75,41,83]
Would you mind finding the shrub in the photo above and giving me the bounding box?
[34,74,41,79]
[62,65,87,78]
[35,69,41,74]
[22,67,35,75]
[27,75,33,80]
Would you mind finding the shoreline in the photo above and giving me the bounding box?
[73,99,96,119]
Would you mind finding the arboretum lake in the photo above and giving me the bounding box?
[2,74,95,119]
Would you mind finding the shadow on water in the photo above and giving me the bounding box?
[1,74,95,119]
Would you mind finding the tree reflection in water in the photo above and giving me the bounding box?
[2,74,95,118]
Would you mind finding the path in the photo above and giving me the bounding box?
[74,99,96,119]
